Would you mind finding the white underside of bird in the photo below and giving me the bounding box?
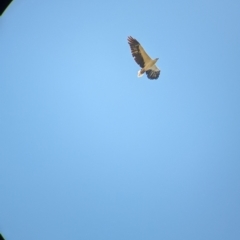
[137,60,159,77]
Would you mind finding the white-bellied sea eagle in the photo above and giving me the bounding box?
[127,36,160,80]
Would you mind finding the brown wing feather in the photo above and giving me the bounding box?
[146,69,160,80]
[127,36,152,68]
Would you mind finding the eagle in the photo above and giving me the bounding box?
[127,36,161,80]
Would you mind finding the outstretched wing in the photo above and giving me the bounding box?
[146,65,161,80]
[127,36,152,68]
[0,234,5,240]
[0,0,12,16]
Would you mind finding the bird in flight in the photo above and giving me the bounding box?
[127,36,161,80]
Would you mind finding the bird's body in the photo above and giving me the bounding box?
[127,36,160,80]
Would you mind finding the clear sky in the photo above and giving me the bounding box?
[1,1,240,240]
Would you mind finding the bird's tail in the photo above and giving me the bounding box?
[137,69,144,77]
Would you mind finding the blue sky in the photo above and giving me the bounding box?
[1,0,240,239]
